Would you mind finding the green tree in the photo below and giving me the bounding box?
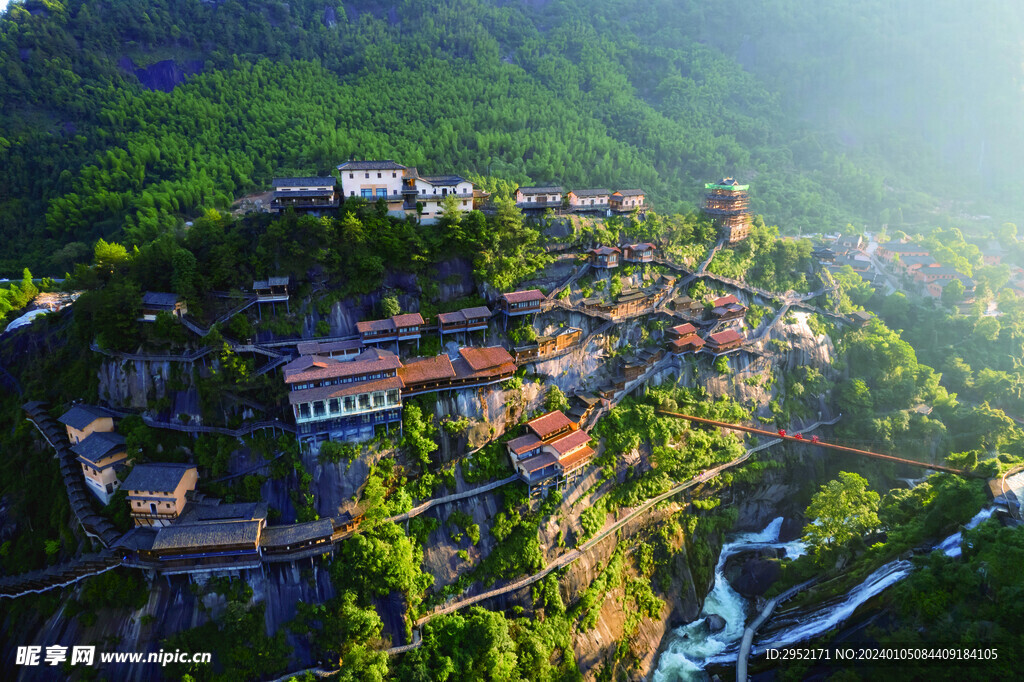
[380,294,400,319]
[544,384,570,412]
[942,278,965,308]
[93,238,130,275]
[803,472,880,565]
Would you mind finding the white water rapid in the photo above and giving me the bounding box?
[653,517,805,681]
[653,508,996,680]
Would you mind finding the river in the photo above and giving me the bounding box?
[652,508,996,680]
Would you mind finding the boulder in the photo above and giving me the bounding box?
[779,517,804,542]
[705,614,727,633]
[731,557,782,598]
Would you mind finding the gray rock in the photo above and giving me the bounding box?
[705,614,727,633]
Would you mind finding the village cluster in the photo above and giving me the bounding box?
[267,159,649,222]
[12,166,776,581]
[813,232,1024,310]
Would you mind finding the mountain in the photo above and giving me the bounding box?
[1,0,1021,275]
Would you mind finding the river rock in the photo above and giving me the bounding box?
[778,517,804,542]
[705,614,726,633]
[731,557,782,598]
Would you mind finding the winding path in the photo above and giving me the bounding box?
[407,417,840,633]
[736,578,818,682]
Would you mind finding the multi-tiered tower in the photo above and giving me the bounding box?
[703,178,751,244]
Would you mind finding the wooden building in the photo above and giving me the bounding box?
[581,288,652,319]
[709,294,747,321]
[705,329,744,355]
[72,431,130,505]
[148,516,264,573]
[295,339,362,361]
[356,312,425,350]
[669,333,705,355]
[285,348,404,446]
[123,463,199,527]
[567,189,611,211]
[260,518,334,560]
[515,186,563,210]
[140,292,187,321]
[507,410,594,498]
[512,326,582,363]
[497,289,545,326]
[397,346,515,397]
[610,189,646,213]
[567,393,602,427]
[622,243,656,263]
[703,178,750,243]
[667,322,705,355]
[269,177,338,213]
[672,295,704,316]
[437,306,491,340]
[589,246,621,269]
[252,276,290,302]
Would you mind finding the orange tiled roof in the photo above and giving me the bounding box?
[527,410,574,440]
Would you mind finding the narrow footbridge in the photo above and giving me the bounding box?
[655,411,972,476]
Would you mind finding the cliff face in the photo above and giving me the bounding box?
[558,507,705,681]
[98,358,174,408]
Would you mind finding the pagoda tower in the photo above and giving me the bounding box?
[703,178,751,244]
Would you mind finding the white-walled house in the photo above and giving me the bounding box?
[336,160,478,223]
[515,186,563,209]
[403,172,475,224]
[336,160,408,217]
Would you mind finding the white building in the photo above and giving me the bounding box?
[336,160,478,222]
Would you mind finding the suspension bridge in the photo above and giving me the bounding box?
[654,411,973,477]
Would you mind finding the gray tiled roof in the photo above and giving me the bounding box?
[260,518,334,547]
[518,186,563,194]
[419,174,467,186]
[71,431,125,462]
[141,292,180,308]
[272,189,335,198]
[58,404,113,430]
[272,177,335,187]
[150,519,261,551]
[123,463,196,493]
[336,160,406,171]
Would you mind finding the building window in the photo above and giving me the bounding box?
[377,173,381,178]
[362,189,373,198]
[358,394,370,409]
[365,173,369,179]
[392,172,397,178]
[376,188,386,198]
[329,398,339,413]
[300,404,311,419]
[463,201,468,206]
[344,396,355,411]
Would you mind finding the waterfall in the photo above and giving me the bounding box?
[653,518,805,681]
[653,507,995,680]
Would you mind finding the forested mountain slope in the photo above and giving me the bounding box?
[1,0,1021,275]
